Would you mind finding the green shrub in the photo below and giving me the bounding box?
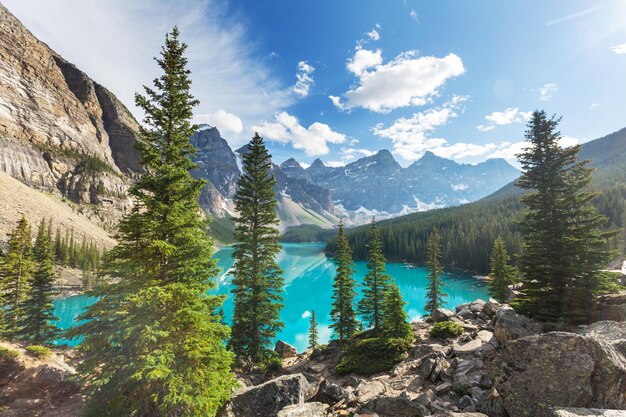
[25,345,52,358]
[336,336,411,375]
[595,271,622,295]
[0,346,20,360]
[429,321,464,339]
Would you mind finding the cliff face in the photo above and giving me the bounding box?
[0,4,142,229]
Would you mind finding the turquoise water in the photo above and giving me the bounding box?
[53,243,489,352]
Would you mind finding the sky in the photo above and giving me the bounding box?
[4,0,626,167]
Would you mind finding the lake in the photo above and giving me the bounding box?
[53,243,489,352]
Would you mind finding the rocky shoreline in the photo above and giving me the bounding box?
[1,299,625,417]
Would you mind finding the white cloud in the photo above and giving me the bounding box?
[2,0,292,147]
[301,310,311,319]
[546,6,603,26]
[331,51,465,113]
[293,61,315,97]
[326,147,376,167]
[539,83,558,101]
[558,135,580,148]
[366,28,380,41]
[346,49,383,76]
[410,9,418,23]
[590,102,600,110]
[476,108,532,132]
[194,109,243,134]
[611,43,626,54]
[253,112,346,156]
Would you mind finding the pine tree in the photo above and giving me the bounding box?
[488,236,516,303]
[424,227,446,315]
[230,133,284,363]
[358,218,391,330]
[383,282,412,340]
[330,220,359,342]
[308,310,319,349]
[17,218,59,345]
[67,27,236,416]
[0,216,34,336]
[514,111,616,323]
[54,227,62,262]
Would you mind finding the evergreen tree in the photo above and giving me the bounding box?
[358,218,391,330]
[308,310,318,349]
[17,218,59,344]
[383,282,412,340]
[54,227,62,262]
[488,236,516,303]
[67,27,236,416]
[0,216,34,336]
[514,111,616,323]
[330,220,359,342]
[424,227,446,315]
[230,133,284,363]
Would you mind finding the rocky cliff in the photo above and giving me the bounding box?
[0,4,142,233]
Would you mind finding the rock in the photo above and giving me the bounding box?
[468,299,487,313]
[550,407,626,417]
[478,374,493,389]
[225,373,311,417]
[487,332,626,417]
[443,413,489,417]
[275,340,298,359]
[493,307,542,344]
[458,395,475,411]
[359,396,431,417]
[475,387,506,417]
[435,382,453,395]
[429,357,450,382]
[276,402,328,417]
[420,357,436,380]
[453,358,485,387]
[453,339,483,356]
[356,380,387,403]
[482,299,500,317]
[414,389,435,406]
[431,308,456,322]
[312,379,355,405]
[596,304,626,321]
[456,308,475,320]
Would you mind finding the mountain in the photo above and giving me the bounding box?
[0,4,141,241]
[332,127,626,273]
[296,149,520,223]
[189,127,336,240]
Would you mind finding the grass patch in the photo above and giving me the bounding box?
[0,346,20,360]
[25,345,53,359]
[336,332,412,375]
[429,321,464,339]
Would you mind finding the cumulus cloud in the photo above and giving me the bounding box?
[2,0,292,147]
[301,310,311,319]
[293,61,315,97]
[366,28,380,41]
[410,9,419,23]
[253,112,346,156]
[611,43,626,54]
[194,109,243,134]
[346,49,383,76]
[539,83,558,101]
[476,108,532,132]
[331,51,465,113]
[326,147,376,167]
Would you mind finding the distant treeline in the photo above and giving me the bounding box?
[325,181,625,274]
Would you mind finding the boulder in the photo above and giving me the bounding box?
[596,304,626,322]
[312,379,355,405]
[468,299,487,313]
[576,321,626,355]
[435,382,452,395]
[487,332,626,417]
[431,308,456,322]
[456,308,475,320]
[550,407,626,417]
[275,340,298,359]
[493,307,542,344]
[224,373,311,417]
[443,413,489,417]
[276,402,328,417]
[356,380,387,403]
[359,396,431,417]
[482,299,500,317]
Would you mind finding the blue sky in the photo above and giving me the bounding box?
[5,0,626,167]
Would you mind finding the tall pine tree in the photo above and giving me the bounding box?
[17,218,59,345]
[308,310,318,349]
[0,216,34,337]
[358,218,391,330]
[514,111,616,323]
[383,282,412,340]
[424,227,446,315]
[67,27,236,416]
[230,133,284,363]
[330,220,359,342]
[488,236,516,303]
